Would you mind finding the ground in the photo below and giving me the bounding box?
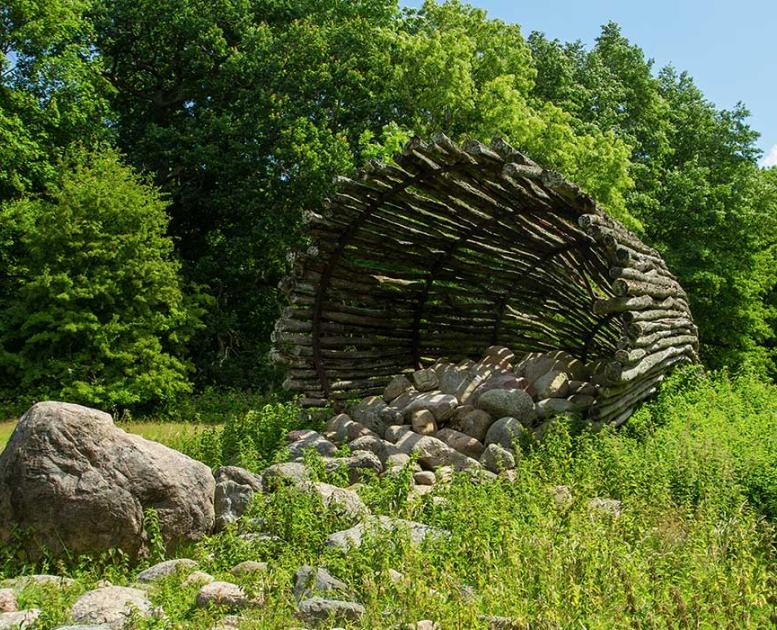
[0,369,775,628]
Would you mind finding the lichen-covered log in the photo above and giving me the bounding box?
[273,135,698,425]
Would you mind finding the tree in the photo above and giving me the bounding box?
[92,0,635,388]
[0,148,203,410]
[529,23,777,374]
[0,0,113,200]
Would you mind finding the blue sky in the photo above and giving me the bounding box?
[402,0,777,167]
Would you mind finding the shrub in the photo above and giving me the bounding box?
[0,147,205,411]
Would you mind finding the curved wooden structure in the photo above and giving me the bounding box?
[272,135,698,425]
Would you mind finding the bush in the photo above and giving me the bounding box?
[0,147,205,411]
[174,400,309,471]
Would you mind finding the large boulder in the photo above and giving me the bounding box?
[0,402,215,559]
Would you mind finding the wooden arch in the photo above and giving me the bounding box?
[272,135,699,425]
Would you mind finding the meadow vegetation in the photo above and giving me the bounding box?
[1,368,774,628]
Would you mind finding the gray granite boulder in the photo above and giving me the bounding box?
[0,402,215,559]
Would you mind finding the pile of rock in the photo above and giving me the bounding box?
[306,346,602,475]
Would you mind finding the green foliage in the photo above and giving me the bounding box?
[0,147,204,410]
[0,373,775,627]
[142,508,167,564]
[0,0,114,199]
[173,400,307,471]
[1,0,775,398]
[529,23,777,374]
[88,0,637,388]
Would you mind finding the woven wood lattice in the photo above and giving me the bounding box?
[272,135,699,425]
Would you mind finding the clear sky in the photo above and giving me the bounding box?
[402,0,777,166]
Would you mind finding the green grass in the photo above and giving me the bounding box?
[1,369,776,628]
[0,420,219,453]
[0,422,14,451]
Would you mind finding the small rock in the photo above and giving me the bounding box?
[349,396,388,437]
[196,581,261,609]
[480,443,516,473]
[411,368,439,392]
[214,466,263,531]
[456,409,493,442]
[456,372,488,404]
[324,414,377,444]
[567,380,596,396]
[312,482,370,521]
[325,451,383,484]
[449,404,475,426]
[407,622,439,630]
[403,392,458,422]
[470,374,531,406]
[261,462,310,491]
[483,345,515,367]
[551,485,573,510]
[347,435,401,465]
[71,586,154,629]
[435,466,454,484]
[478,389,537,424]
[297,597,365,625]
[384,425,413,443]
[435,428,485,459]
[293,566,351,602]
[500,469,518,483]
[588,497,622,518]
[136,559,197,584]
[409,484,434,499]
[413,471,436,486]
[533,370,570,399]
[287,431,337,460]
[231,561,268,577]
[386,453,411,468]
[411,409,437,435]
[386,568,405,585]
[535,398,577,419]
[183,572,215,587]
[53,625,113,630]
[437,366,471,400]
[326,516,448,551]
[484,417,528,451]
[380,390,418,426]
[567,394,595,410]
[396,433,480,471]
[0,610,40,629]
[383,375,412,403]
[0,590,15,613]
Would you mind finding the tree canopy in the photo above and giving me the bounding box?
[1,0,774,410]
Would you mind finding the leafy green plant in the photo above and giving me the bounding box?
[0,147,205,411]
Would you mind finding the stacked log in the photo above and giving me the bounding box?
[272,135,698,425]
